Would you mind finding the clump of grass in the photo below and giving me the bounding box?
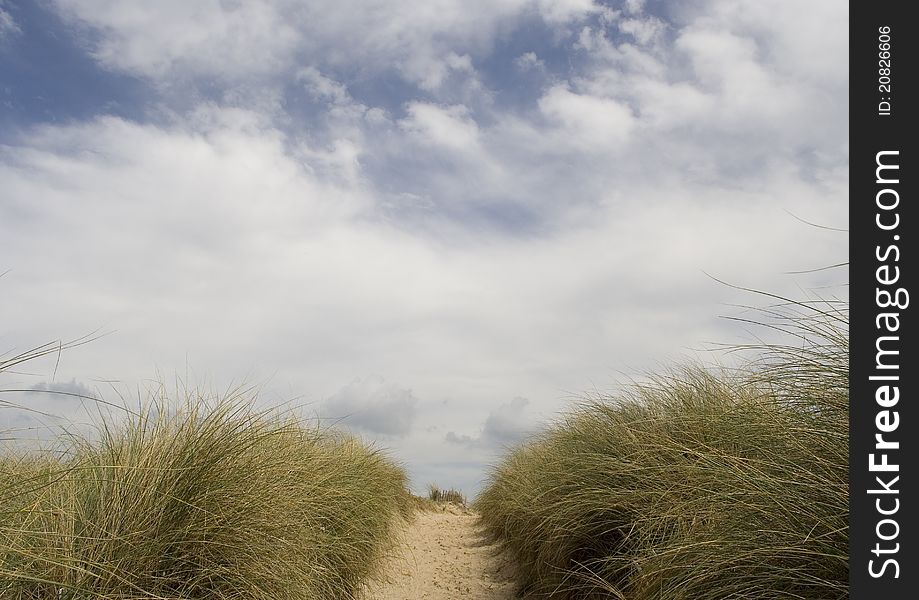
[1,387,412,599]
[427,484,466,505]
[476,298,848,599]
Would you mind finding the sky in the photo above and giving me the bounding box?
[1,0,848,496]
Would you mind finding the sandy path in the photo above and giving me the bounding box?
[364,504,517,600]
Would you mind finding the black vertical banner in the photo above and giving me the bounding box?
[851,3,916,598]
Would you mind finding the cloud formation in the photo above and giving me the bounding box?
[27,378,97,399]
[2,0,848,495]
[0,2,18,42]
[50,0,597,88]
[446,397,537,449]
[322,376,418,437]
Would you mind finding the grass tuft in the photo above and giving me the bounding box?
[1,387,411,599]
[427,484,467,506]
[476,298,848,599]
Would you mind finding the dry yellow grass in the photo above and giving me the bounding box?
[477,299,848,599]
[1,384,412,599]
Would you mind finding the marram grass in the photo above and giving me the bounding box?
[1,389,412,599]
[427,484,467,506]
[476,301,848,600]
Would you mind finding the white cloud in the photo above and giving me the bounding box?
[298,66,352,105]
[50,0,598,89]
[1,377,102,446]
[694,0,848,85]
[537,84,635,151]
[27,379,97,399]
[446,397,537,449]
[399,103,481,153]
[534,0,598,24]
[52,0,299,80]
[514,51,545,72]
[674,27,802,125]
[623,0,645,15]
[403,51,478,92]
[0,3,19,41]
[322,376,418,437]
[618,16,666,45]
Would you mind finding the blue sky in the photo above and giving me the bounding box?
[1,0,848,495]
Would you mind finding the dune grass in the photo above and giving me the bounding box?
[476,299,848,599]
[1,386,412,599]
[427,484,467,506]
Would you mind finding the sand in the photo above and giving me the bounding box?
[363,504,517,600]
